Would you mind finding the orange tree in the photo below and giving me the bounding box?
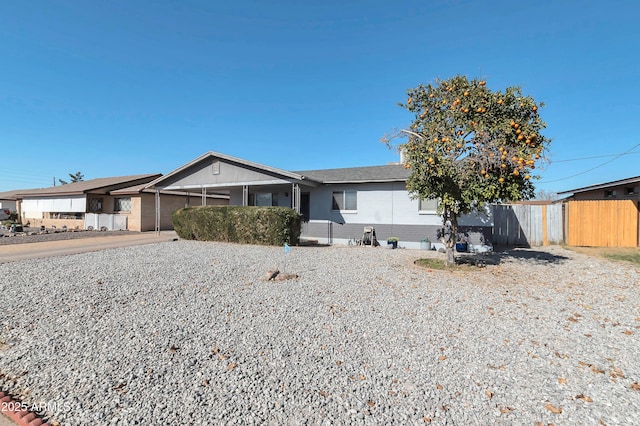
[384,75,550,265]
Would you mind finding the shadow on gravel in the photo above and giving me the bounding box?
[457,248,570,266]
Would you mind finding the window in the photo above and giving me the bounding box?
[625,187,637,196]
[332,191,357,211]
[604,190,616,198]
[249,192,278,206]
[419,198,439,213]
[114,197,131,212]
[89,198,103,212]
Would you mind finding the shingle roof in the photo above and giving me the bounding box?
[14,174,161,197]
[294,164,409,183]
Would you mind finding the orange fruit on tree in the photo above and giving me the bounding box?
[497,99,503,105]
[479,80,486,86]
[498,177,504,183]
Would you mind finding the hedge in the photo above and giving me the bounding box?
[171,206,301,246]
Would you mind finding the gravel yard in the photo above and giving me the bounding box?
[0,229,132,246]
[1,241,639,425]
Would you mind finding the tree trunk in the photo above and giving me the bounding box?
[442,207,458,267]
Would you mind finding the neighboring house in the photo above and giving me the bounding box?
[145,151,493,249]
[558,175,640,201]
[14,174,228,231]
[0,190,20,212]
[559,176,640,248]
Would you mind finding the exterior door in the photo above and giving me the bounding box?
[300,193,310,221]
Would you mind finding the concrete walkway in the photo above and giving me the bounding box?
[0,231,178,264]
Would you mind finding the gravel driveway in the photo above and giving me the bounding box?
[0,242,638,425]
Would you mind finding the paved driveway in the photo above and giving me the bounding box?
[0,231,177,264]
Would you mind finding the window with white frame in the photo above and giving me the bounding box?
[418,198,438,214]
[332,190,357,211]
[114,197,131,212]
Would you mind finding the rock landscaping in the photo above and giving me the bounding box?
[0,242,638,424]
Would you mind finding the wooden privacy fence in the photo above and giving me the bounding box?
[567,200,639,247]
[492,203,564,247]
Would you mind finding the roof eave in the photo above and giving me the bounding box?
[321,178,407,184]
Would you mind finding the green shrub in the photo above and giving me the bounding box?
[172,206,302,246]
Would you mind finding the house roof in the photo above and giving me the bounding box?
[14,174,161,197]
[0,189,29,200]
[145,151,311,189]
[558,175,640,195]
[295,164,410,184]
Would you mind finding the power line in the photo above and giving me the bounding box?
[551,150,640,163]
[540,143,640,183]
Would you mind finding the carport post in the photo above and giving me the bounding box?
[292,183,300,213]
[242,185,249,206]
[155,189,161,234]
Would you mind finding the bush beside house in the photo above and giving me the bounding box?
[172,206,301,246]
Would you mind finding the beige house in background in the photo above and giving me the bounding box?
[15,174,228,231]
[0,189,21,212]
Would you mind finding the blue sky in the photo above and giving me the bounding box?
[1,0,638,195]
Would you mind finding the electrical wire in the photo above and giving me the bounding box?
[551,150,640,163]
[539,143,640,183]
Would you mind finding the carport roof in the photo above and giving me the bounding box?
[13,174,161,197]
[111,183,229,199]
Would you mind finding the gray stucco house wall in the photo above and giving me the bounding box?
[145,151,494,250]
